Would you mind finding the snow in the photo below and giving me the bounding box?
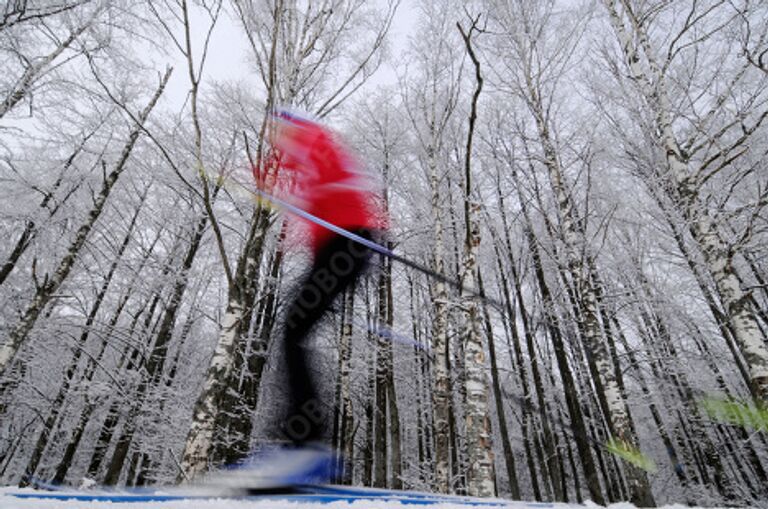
[0,488,723,509]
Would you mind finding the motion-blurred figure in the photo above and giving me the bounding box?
[251,109,386,485]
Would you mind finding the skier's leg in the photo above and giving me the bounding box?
[282,230,373,445]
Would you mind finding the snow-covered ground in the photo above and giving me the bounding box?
[0,487,717,509]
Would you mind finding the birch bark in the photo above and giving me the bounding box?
[512,163,605,505]
[514,25,655,506]
[457,17,496,498]
[337,289,355,483]
[428,144,452,493]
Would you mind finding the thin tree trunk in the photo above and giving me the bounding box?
[528,91,655,507]
[0,130,95,287]
[483,270,523,499]
[103,205,212,485]
[511,161,605,504]
[0,15,96,118]
[373,253,390,488]
[408,272,431,485]
[611,303,689,491]
[381,248,402,489]
[84,243,172,481]
[362,282,375,486]
[655,197,754,392]
[489,246,540,500]
[224,227,284,464]
[337,289,356,484]
[428,144,452,493]
[688,322,768,495]
[498,218,563,500]
[524,222,605,505]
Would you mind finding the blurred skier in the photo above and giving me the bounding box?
[249,108,386,486]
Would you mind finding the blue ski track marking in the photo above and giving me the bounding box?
[7,485,556,507]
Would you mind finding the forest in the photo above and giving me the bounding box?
[1,0,768,507]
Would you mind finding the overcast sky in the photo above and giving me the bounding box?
[159,1,417,112]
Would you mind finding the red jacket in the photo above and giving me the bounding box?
[265,119,385,253]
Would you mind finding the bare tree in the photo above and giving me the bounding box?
[0,68,171,378]
[1,1,89,32]
[0,1,107,119]
[401,1,463,492]
[484,1,655,504]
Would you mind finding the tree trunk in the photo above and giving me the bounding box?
[381,249,402,489]
[224,227,284,464]
[104,206,212,485]
[691,213,768,402]
[511,160,605,504]
[336,289,356,483]
[408,272,432,485]
[362,283,376,486]
[479,270,520,498]
[527,85,655,506]
[457,19,496,498]
[373,253,390,488]
[428,142,452,493]
[211,208,274,466]
[84,247,171,481]
[495,182,565,501]
[523,222,605,505]
[0,16,95,118]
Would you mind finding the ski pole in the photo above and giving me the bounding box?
[250,187,505,312]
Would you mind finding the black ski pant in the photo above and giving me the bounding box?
[282,229,373,445]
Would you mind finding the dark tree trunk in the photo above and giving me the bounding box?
[373,253,390,488]
[478,270,520,499]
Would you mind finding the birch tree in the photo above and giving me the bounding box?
[3,0,768,502]
[401,1,463,492]
[18,187,148,487]
[0,125,101,287]
[0,0,112,119]
[456,14,496,498]
[599,0,768,403]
